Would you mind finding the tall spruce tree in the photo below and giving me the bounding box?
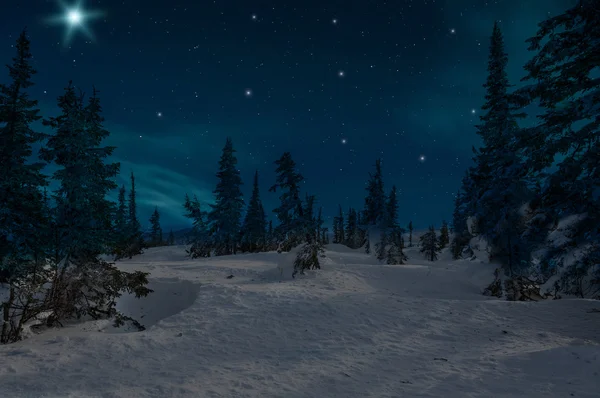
[241,170,267,252]
[149,207,163,246]
[439,220,450,249]
[126,171,143,257]
[269,152,305,251]
[40,84,119,263]
[469,22,529,273]
[407,221,414,247]
[39,84,150,331]
[515,0,600,288]
[364,158,386,226]
[0,30,49,343]
[0,30,47,281]
[113,184,129,258]
[385,186,399,230]
[209,137,244,255]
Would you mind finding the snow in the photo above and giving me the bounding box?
[1,244,599,397]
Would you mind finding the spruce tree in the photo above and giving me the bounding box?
[364,158,386,226]
[269,152,305,251]
[167,229,175,246]
[40,84,150,330]
[241,170,267,252]
[385,186,399,230]
[344,208,359,248]
[208,137,244,256]
[407,221,414,247]
[316,207,324,244]
[40,84,119,262]
[336,205,345,244]
[419,225,440,261]
[386,229,407,265]
[0,30,47,281]
[515,0,600,285]
[470,22,528,272]
[183,193,211,257]
[149,207,163,246]
[113,184,128,258]
[0,31,49,343]
[439,220,450,249]
[126,171,143,257]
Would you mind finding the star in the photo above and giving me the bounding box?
[47,0,105,46]
[157,111,163,117]
[338,70,345,77]
[245,89,253,97]
[251,14,257,20]
[471,108,476,114]
[341,138,347,144]
[419,155,426,162]
[332,18,338,24]
[450,28,456,34]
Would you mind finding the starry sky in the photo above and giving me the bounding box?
[1,0,574,233]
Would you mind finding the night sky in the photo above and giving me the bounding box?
[1,0,573,232]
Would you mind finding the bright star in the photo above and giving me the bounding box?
[332,18,338,24]
[338,70,345,77]
[471,108,476,114]
[47,1,105,46]
[341,138,347,144]
[419,155,426,162]
[157,111,163,117]
[251,14,257,20]
[245,89,253,97]
[68,10,82,25]
[450,28,456,34]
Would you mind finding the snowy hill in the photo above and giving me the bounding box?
[1,244,599,397]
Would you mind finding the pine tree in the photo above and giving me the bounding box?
[113,184,129,258]
[0,31,49,343]
[167,229,175,246]
[419,225,440,261]
[375,229,387,261]
[344,208,359,248]
[316,207,324,243]
[292,232,325,278]
[364,158,386,226]
[40,84,150,331]
[336,205,345,244]
[407,221,414,247]
[149,207,163,246]
[515,0,600,286]
[40,84,119,262]
[269,152,305,251]
[183,193,211,257]
[208,137,244,256]
[364,230,371,254]
[303,193,317,237]
[0,30,47,281]
[385,186,399,230]
[126,171,143,257]
[386,229,408,265]
[241,170,267,252]
[439,220,450,249]
[469,22,529,273]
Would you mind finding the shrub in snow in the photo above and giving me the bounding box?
[292,234,325,278]
[419,226,441,262]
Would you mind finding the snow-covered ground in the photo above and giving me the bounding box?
[1,244,599,397]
